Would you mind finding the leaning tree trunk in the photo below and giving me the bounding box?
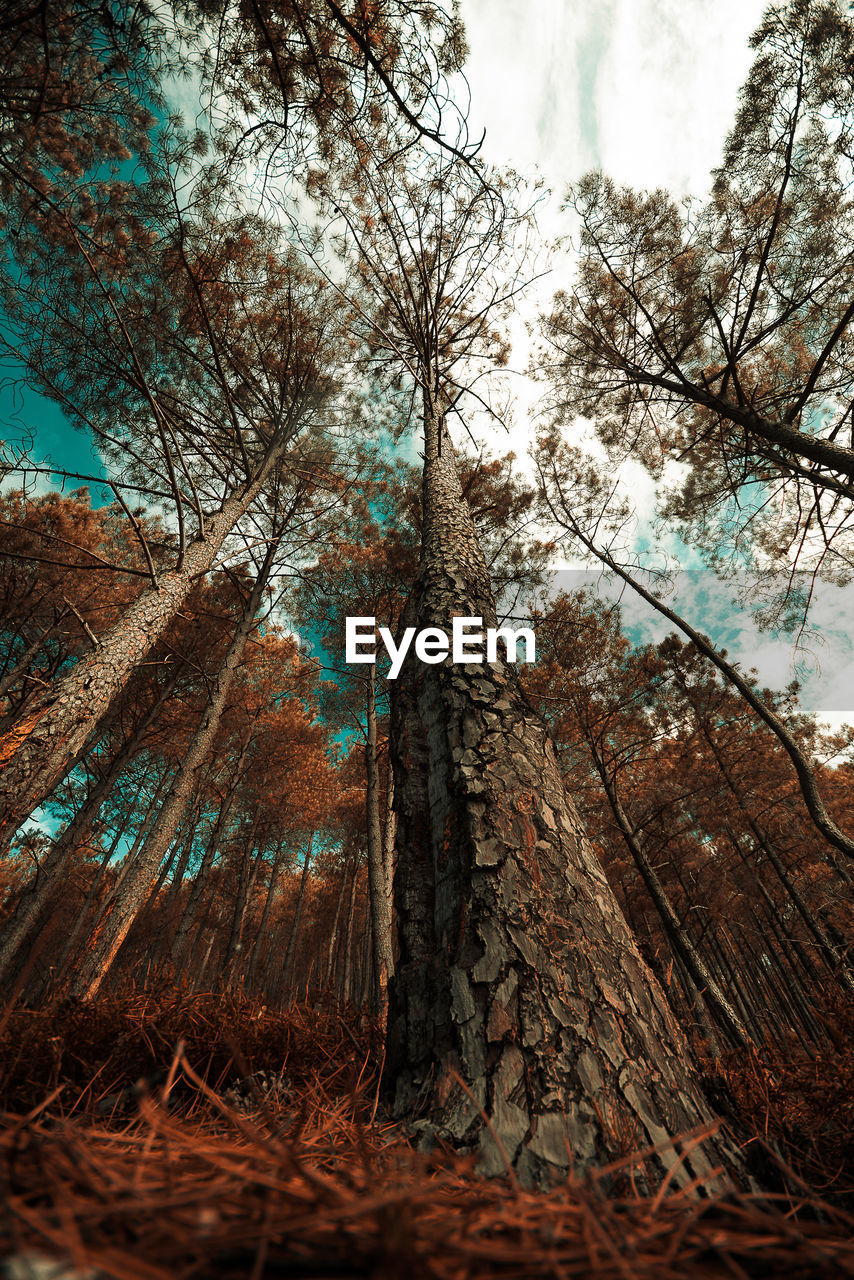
[385,398,740,1190]
[584,736,751,1050]
[66,544,278,1000]
[0,446,285,848]
[0,661,185,983]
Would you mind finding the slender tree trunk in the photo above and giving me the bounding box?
[66,545,278,999]
[382,754,396,936]
[586,738,751,1049]
[706,730,854,991]
[365,664,394,1013]
[223,807,264,983]
[141,836,182,915]
[359,915,373,1008]
[156,799,202,945]
[0,607,71,707]
[0,667,181,984]
[169,739,255,966]
[325,852,350,988]
[386,399,738,1188]
[341,850,360,1002]
[0,447,287,846]
[246,839,286,989]
[281,832,314,994]
[672,952,723,1058]
[36,803,134,1000]
[52,661,184,867]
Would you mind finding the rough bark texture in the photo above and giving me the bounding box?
[67,548,277,999]
[366,664,394,1012]
[386,404,739,1190]
[0,457,282,847]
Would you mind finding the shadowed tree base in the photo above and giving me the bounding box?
[385,410,741,1191]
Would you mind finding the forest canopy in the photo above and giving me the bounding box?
[2,2,854,1273]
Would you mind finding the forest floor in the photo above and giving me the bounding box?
[1,987,853,1279]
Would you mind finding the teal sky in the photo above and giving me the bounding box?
[7,1,851,732]
[1,365,106,492]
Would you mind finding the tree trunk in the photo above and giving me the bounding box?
[0,606,71,707]
[35,801,135,1001]
[169,737,256,967]
[0,449,285,847]
[705,728,854,991]
[341,849,360,1002]
[0,670,181,983]
[222,807,264,985]
[66,545,277,999]
[386,399,739,1189]
[586,736,751,1050]
[246,839,286,989]
[382,753,397,936]
[281,832,314,994]
[324,852,350,988]
[366,663,394,1013]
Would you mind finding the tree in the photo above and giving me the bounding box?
[329,146,739,1187]
[296,520,409,1013]
[540,0,854,601]
[526,592,753,1050]
[534,432,854,867]
[0,194,342,848]
[0,0,467,848]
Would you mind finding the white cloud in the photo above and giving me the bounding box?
[592,0,761,196]
[458,0,764,195]
[451,5,854,720]
[454,0,768,473]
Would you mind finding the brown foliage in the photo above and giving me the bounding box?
[711,993,854,1204]
[2,991,854,1279]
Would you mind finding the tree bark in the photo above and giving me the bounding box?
[324,852,350,989]
[169,734,256,967]
[585,736,751,1049]
[386,399,739,1189]
[222,806,264,985]
[246,838,286,989]
[382,753,397,928]
[0,450,285,847]
[66,544,278,999]
[341,849,360,1002]
[366,663,394,1013]
[703,726,854,991]
[281,832,314,994]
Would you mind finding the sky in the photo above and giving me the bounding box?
[453,0,854,729]
[4,0,852,728]
[458,0,764,196]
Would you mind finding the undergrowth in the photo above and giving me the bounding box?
[1,987,853,1279]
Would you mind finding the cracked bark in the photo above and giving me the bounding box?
[66,543,277,999]
[385,400,740,1190]
[0,450,285,847]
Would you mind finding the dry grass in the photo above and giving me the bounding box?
[1,989,853,1280]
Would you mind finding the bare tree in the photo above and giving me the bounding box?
[327,148,739,1186]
